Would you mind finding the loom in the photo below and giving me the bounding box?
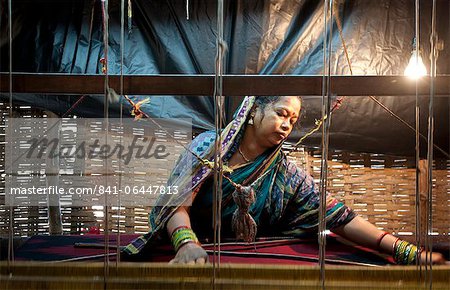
[1,0,449,289]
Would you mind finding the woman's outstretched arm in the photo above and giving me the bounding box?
[332,216,446,264]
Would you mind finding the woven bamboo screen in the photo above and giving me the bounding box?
[0,106,449,237]
[0,105,184,237]
[288,149,449,237]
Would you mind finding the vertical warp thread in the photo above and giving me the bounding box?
[7,0,14,269]
[101,0,110,288]
[319,1,334,289]
[212,0,226,288]
[413,0,423,282]
[115,0,126,266]
[425,0,438,288]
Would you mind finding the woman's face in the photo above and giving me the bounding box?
[252,96,301,148]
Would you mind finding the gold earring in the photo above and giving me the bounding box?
[248,114,254,125]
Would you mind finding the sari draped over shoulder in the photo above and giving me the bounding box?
[123,96,355,255]
[190,150,355,239]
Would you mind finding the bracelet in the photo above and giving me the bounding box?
[175,238,197,252]
[171,225,190,236]
[407,244,419,265]
[170,227,199,252]
[394,240,406,263]
[395,240,409,263]
[403,243,413,265]
[173,231,196,247]
[392,237,400,255]
[375,232,389,250]
[393,240,419,265]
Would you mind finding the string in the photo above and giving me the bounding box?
[61,95,87,118]
[318,1,334,289]
[115,0,126,266]
[213,0,226,285]
[100,0,110,287]
[368,96,448,159]
[425,0,438,288]
[7,0,14,270]
[413,0,423,283]
[122,95,234,174]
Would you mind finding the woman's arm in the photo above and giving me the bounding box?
[332,216,398,254]
[332,216,446,264]
[166,206,208,264]
[166,206,192,235]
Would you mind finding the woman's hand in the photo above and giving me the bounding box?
[419,251,447,265]
[169,242,209,264]
[166,207,208,264]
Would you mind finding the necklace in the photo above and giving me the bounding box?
[238,146,251,162]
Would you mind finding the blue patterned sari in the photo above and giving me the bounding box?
[124,97,355,255]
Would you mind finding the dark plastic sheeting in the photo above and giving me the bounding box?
[0,0,448,157]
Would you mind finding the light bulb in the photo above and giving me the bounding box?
[404,50,427,79]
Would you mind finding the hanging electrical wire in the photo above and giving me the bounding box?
[127,0,132,34]
[291,1,449,160]
[186,0,190,20]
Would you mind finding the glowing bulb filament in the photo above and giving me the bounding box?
[404,51,427,79]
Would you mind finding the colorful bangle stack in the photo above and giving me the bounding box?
[171,226,199,252]
[393,239,421,265]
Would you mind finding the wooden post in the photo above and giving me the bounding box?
[417,159,428,242]
[45,111,63,235]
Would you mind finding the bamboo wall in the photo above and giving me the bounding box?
[289,149,449,237]
[0,106,448,238]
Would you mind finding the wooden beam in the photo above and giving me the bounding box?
[1,262,449,289]
[1,73,450,96]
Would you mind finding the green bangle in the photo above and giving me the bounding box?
[174,238,196,252]
[171,228,199,252]
[171,228,193,243]
[173,232,195,247]
[403,244,413,265]
[393,240,419,265]
[407,244,418,265]
[394,240,409,264]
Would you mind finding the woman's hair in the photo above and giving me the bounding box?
[253,96,302,126]
[254,96,302,109]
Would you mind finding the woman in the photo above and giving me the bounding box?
[124,96,446,265]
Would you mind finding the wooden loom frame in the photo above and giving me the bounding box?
[1,262,450,289]
[1,73,450,96]
[0,74,449,288]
